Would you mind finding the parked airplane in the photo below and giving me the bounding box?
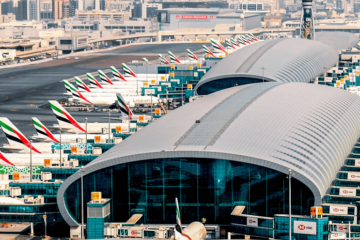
[210,38,227,54]
[225,39,237,50]
[31,117,112,143]
[158,54,170,65]
[202,45,216,58]
[75,77,91,92]
[187,49,198,61]
[174,198,206,240]
[230,38,240,48]
[0,150,68,166]
[49,101,133,133]
[116,93,152,121]
[168,51,181,64]
[122,63,137,77]
[0,118,44,154]
[74,78,137,94]
[110,66,126,81]
[72,89,161,107]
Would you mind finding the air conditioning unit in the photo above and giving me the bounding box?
[10,187,21,197]
[41,172,52,181]
[93,147,102,155]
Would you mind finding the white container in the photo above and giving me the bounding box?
[10,187,21,197]
[41,172,52,181]
[93,147,102,155]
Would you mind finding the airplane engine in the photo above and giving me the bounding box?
[182,222,207,240]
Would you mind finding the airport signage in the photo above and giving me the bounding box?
[339,187,356,196]
[144,89,155,94]
[293,221,316,235]
[347,172,360,180]
[330,206,348,215]
[181,15,208,20]
[354,159,360,166]
[331,233,346,239]
[246,217,258,227]
[336,224,349,232]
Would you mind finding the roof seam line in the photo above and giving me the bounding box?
[204,82,284,149]
[173,84,253,149]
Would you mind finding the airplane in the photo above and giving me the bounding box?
[31,117,113,143]
[74,78,137,94]
[237,36,247,47]
[0,118,44,154]
[225,39,237,50]
[158,54,170,65]
[49,100,135,133]
[241,35,252,44]
[249,33,259,41]
[122,63,137,77]
[244,34,255,43]
[110,66,126,81]
[230,38,241,48]
[116,93,151,121]
[86,74,143,90]
[168,51,181,64]
[98,70,114,85]
[72,89,161,107]
[174,198,206,240]
[187,49,198,61]
[110,65,168,81]
[209,38,228,54]
[0,150,69,166]
[202,45,216,58]
[87,73,104,89]
[75,77,91,92]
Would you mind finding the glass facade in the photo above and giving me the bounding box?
[64,158,314,225]
[197,77,265,95]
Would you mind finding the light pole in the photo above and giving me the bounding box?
[85,118,88,154]
[150,94,153,122]
[79,166,85,240]
[261,67,266,83]
[289,169,293,240]
[59,127,62,168]
[30,140,33,182]
[108,111,111,143]
[136,63,139,96]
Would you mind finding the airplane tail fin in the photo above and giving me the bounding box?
[110,66,126,81]
[168,51,181,64]
[98,70,113,85]
[210,38,227,54]
[0,150,14,166]
[75,77,91,92]
[87,73,103,89]
[64,80,93,104]
[48,101,86,132]
[186,49,198,61]
[158,54,170,65]
[250,33,259,41]
[225,39,236,49]
[231,38,240,47]
[0,117,41,153]
[203,45,216,58]
[63,79,72,94]
[122,63,136,77]
[116,93,133,120]
[237,37,246,46]
[175,198,183,239]
[32,117,59,143]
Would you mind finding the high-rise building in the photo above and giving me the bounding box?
[27,0,40,20]
[14,0,28,20]
[1,1,14,15]
[40,0,53,19]
[69,0,77,16]
[54,0,63,19]
[78,0,84,10]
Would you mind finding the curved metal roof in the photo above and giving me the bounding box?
[194,38,339,94]
[58,82,360,227]
[315,32,359,52]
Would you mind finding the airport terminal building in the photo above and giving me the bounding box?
[58,81,360,234]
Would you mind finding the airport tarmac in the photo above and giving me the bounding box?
[0,43,204,146]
